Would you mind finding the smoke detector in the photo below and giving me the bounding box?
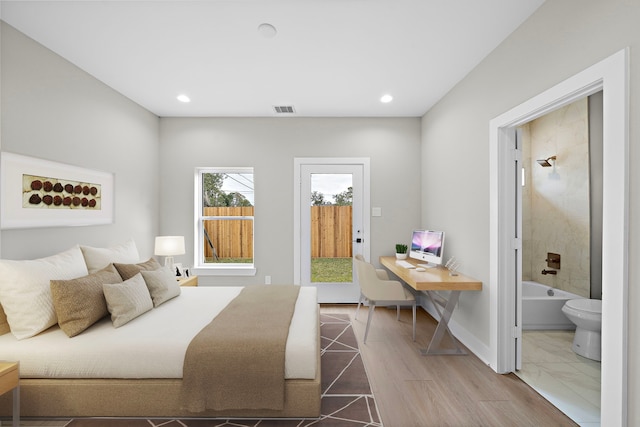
[258,23,277,38]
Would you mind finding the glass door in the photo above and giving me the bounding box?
[298,162,366,303]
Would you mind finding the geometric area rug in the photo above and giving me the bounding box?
[317,313,382,427]
[58,313,382,427]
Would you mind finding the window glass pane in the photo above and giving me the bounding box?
[310,173,353,283]
[203,218,254,264]
[202,172,253,212]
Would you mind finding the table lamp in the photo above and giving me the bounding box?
[154,236,185,273]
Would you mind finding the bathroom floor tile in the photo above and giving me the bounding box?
[537,362,601,408]
[517,331,601,426]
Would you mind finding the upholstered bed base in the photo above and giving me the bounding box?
[0,375,320,418]
[0,349,320,419]
[0,317,321,419]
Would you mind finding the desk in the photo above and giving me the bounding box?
[0,361,19,427]
[380,256,482,355]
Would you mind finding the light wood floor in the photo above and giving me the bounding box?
[321,304,578,427]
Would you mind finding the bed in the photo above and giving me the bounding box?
[0,242,321,418]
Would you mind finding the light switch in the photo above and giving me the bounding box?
[372,207,382,217]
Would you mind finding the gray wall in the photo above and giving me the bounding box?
[0,22,160,259]
[420,0,639,422]
[159,117,421,286]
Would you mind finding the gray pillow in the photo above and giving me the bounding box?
[113,257,161,281]
[103,273,153,327]
[141,267,181,307]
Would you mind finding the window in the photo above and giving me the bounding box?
[195,168,255,275]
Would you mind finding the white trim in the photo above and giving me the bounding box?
[417,296,491,364]
[293,157,371,289]
[489,49,629,426]
[192,266,256,277]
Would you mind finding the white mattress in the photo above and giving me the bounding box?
[0,286,318,380]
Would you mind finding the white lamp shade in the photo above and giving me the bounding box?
[154,236,185,256]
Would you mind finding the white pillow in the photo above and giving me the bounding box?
[141,267,181,307]
[0,245,89,339]
[80,239,140,274]
[103,273,153,327]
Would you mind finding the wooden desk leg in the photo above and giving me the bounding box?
[12,384,19,427]
[420,290,467,355]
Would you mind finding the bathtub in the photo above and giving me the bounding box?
[521,281,583,330]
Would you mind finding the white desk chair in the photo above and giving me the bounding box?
[354,255,416,343]
[355,254,389,280]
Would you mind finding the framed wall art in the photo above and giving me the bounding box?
[1,152,114,229]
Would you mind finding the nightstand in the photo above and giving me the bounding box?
[177,275,198,287]
[0,361,19,427]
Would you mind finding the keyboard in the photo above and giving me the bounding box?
[417,263,436,269]
[395,260,415,269]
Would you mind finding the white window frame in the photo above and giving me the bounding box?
[193,167,256,276]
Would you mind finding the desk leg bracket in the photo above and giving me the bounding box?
[420,290,467,356]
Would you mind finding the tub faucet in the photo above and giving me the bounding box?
[541,269,557,275]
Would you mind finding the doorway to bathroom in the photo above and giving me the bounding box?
[489,49,628,426]
[514,94,602,424]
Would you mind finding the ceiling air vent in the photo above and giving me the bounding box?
[273,105,296,114]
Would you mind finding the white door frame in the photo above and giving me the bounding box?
[489,48,629,425]
[293,157,371,291]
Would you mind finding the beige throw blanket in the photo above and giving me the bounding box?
[181,285,300,412]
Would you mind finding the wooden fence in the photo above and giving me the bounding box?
[203,207,254,259]
[311,205,352,258]
[203,205,353,259]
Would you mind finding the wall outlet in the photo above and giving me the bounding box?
[265,275,271,285]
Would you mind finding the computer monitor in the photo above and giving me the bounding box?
[409,230,445,267]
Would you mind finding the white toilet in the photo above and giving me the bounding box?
[561,298,602,361]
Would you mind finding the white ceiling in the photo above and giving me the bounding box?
[0,0,544,118]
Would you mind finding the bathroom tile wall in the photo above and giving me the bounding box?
[521,98,590,298]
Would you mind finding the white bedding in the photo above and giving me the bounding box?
[0,286,317,380]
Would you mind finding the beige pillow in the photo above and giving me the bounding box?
[114,257,161,281]
[103,273,153,328]
[50,264,123,337]
[80,239,140,274]
[0,304,10,336]
[141,267,181,307]
[0,245,89,339]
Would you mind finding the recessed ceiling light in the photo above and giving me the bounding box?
[258,23,277,38]
[177,94,191,103]
[380,94,393,103]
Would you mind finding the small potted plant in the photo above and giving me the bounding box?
[395,243,408,260]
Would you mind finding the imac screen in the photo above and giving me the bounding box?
[409,230,445,265]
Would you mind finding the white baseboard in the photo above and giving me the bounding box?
[417,293,491,365]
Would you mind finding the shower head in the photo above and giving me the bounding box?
[537,155,556,167]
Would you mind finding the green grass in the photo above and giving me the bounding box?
[205,257,253,263]
[311,257,353,283]
[204,256,353,283]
